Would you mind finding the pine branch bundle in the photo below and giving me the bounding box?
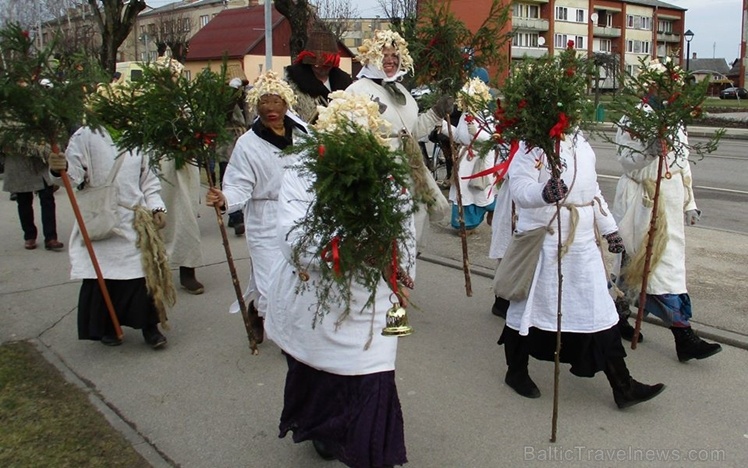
[605,55,724,160]
[0,22,106,152]
[497,41,592,174]
[90,60,238,172]
[288,119,415,326]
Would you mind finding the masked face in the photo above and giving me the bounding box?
[381,46,400,78]
[257,94,288,130]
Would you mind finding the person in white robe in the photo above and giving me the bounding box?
[205,71,308,344]
[613,108,722,362]
[265,131,416,468]
[344,29,450,247]
[158,159,204,294]
[48,126,169,348]
[497,131,665,409]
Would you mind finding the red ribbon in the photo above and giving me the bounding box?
[321,236,342,276]
[461,140,519,182]
[549,112,569,139]
[294,50,341,67]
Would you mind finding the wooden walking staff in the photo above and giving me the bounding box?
[631,139,668,349]
[52,141,123,339]
[203,161,260,355]
[549,138,564,443]
[444,118,472,296]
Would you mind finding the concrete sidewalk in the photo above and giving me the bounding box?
[1,177,748,467]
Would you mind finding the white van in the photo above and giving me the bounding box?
[115,61,145,82]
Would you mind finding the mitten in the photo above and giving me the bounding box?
[604,231,625,253]
[48,152,68,173]
[431,95,455,118]
[685,209,701,225]
[541,178,568,204]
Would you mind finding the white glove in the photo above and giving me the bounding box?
[685,209,700,225]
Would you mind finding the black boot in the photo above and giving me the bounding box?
[670,326,722,362]
[312,440,336,461]
[179,267,205,295]
[604,357,665,409]
[492,295,509,318]
[614,296,642,343]
[501,327,540,398]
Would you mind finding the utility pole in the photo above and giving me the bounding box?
[741,0,747,88]
[264,0,272,72]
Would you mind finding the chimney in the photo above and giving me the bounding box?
[692,52,697,59]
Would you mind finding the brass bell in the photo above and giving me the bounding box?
[381,303,413,337]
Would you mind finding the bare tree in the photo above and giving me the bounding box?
[377,0,418,21]
[311,0,359,41]
[154,12,192,63]
[86,0,146,73]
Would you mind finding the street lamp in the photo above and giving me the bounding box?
[684,29,695,72]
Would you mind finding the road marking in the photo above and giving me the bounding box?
[598,174,748,195]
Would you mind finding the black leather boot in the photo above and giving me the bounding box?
[615,296,642,343]
[502,327,540,398]
[670,326,722,362]
[604,357,665,409]
[179,267,204,295]
[492,295,509,318]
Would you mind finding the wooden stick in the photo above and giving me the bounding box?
[53,142,123,340]
[631,140,667,349]
[550,140,563,443]
[203,160,259,355]
[444,119,472,297]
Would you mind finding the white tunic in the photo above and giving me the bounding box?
[158,159,203,268]
[221,115,308,315]
[62,127,165,280]
[488,181,513,260]
[345,74,447,245]
[442,114,496,209]
[613,121,696,294]
[265,164,417,375]
[505,133,619,335]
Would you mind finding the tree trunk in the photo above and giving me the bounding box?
[275,0,311,61]
[88,0,146,74]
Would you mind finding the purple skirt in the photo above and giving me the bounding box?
[279,353,407,468]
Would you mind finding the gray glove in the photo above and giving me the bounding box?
[431,95,455,119]
[685,209,701,225]
[48,152,67,173]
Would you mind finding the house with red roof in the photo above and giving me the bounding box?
[185,5,355,82]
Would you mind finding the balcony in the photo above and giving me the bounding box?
[511,46,549,59]
[656,32,680,43]
[593,26,621,38]
[512,17,550,32]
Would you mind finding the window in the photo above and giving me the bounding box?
[575,9,586,23]
[514,3,540,19]
[641,17,652,31]
[574,36,586,49]
[598,39,612,53]
[555,6,568,21]
[199,15,209,28]
[626,64,636,77]
[554,33,568,49]
[658,20,673,33]
[513,32,539,48]
[626,40,651,54]
[606,13,613,28]
[627,14,652,30]
[183,70,191,81]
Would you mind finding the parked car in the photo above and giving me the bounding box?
[719,87,748,99]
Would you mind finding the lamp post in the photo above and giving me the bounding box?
[684,29,695,72]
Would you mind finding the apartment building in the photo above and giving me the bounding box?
[334,17,391,50]
[452,0,687,89]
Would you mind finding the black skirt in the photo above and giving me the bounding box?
[499,324,627,378]
[279,353,407,468]
[77,278,161,340]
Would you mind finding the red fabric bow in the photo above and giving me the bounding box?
[549,113,569,139]
[461,140,519,184]
[321,236,342,276]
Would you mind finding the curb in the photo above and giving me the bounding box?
[417,253,748,352]
[31,339,175,468]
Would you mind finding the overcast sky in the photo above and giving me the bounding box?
[146,0,744,61]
